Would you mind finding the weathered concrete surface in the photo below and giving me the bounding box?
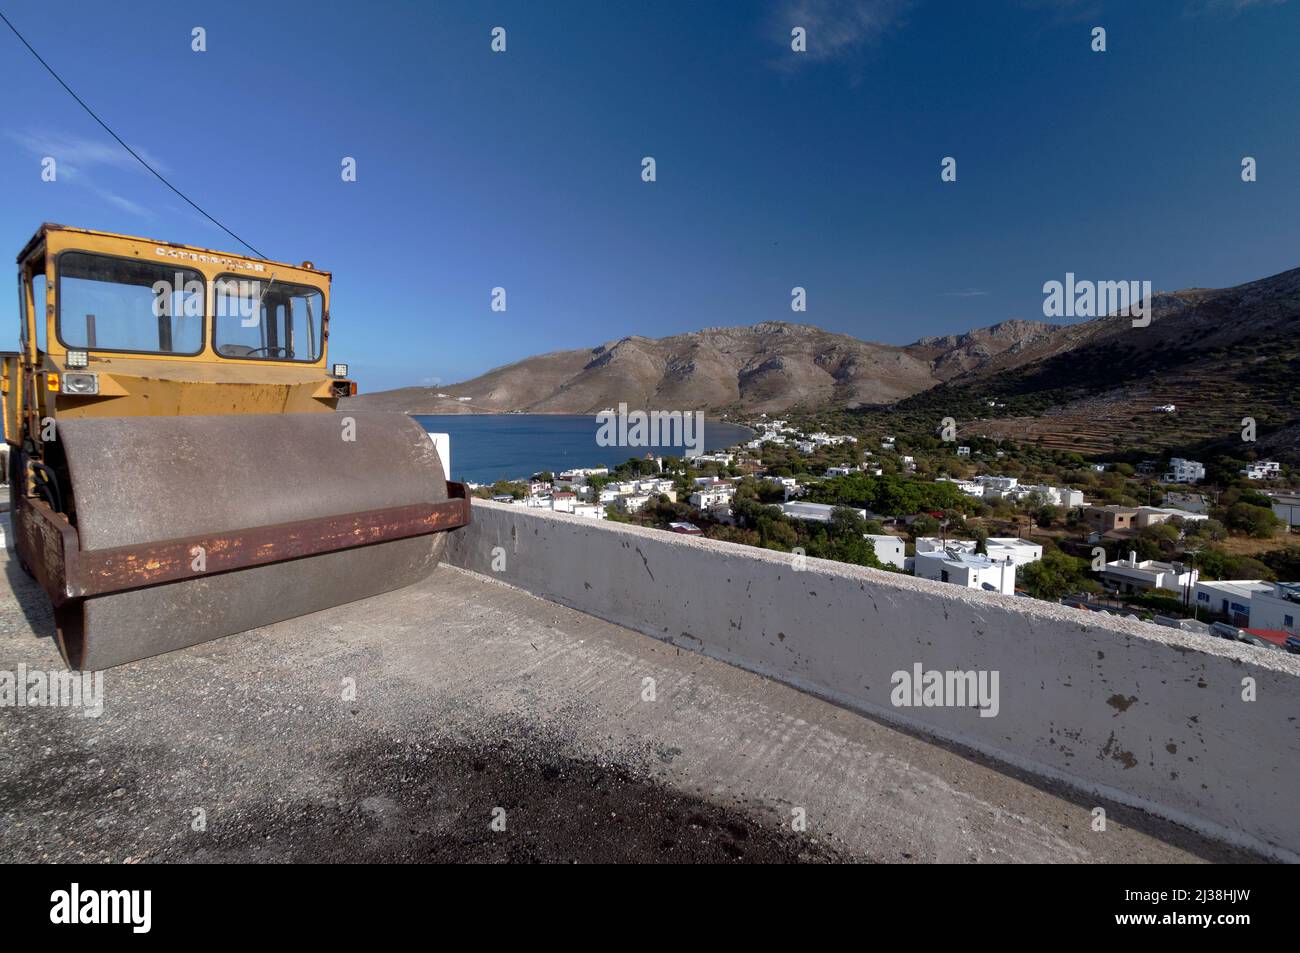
[0,551,1261,863]
[448,501,1300,861]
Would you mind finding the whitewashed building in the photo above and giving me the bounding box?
[916,537,978,556]
[689,481,735,509]
[1249,583,1300,635]
[937,477,985,499]
[985,537,1044,566]
[618,494,651,514]
[1242,461,1281,480]
[1192,580,1274,627]
[1008,484,1085,508]
[1163,458,1205,484]
[781,501,868,523]
[865,534,907,569]
[975,475,1019,498]
[914,549,1016,595]
[1101,553,1199,598]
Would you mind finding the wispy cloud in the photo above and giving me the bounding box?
[100,192,151,216]
[8,131,168,176]
[770,0,912,65]
[943,289,989,298]
[8,130,165,218]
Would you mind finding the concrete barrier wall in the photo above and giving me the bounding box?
[448,500,1300,860]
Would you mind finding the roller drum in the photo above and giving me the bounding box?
[48,412,450,670]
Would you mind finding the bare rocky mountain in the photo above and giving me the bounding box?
[884,265,1300,458]
[346,319,1063,415]
[346,265,1300,442]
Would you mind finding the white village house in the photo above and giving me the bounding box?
[915,537,1043,567]
[1241,461,1281,480]
[1100,553,1199,599]
[780,501,866,523]
[689,481,736,509]
[1192,580,1275,627]
[865,534,907,569]
[1163,457,1206,484]
[913,548,1016,595]
[1250,583,1300,635]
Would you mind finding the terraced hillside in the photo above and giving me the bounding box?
[862,267,1300,461]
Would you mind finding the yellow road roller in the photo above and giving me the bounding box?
[3,223,469,670]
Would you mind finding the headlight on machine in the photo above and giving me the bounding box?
[60,372,100,396]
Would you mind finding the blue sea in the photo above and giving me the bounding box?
[413,414,753,484]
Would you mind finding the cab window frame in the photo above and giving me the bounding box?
[54,249,207,358]
[210,271,325,364]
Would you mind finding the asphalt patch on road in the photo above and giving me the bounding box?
[185,735,850,863]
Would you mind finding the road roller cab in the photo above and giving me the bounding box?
[4,224,469,670]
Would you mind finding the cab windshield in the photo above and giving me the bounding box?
[214,275,323,362]
[58,252,204,354]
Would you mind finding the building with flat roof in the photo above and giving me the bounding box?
[913,548,1016,595]
[915,537,977,556]
[780,501,868,523]
[1084,505,1139,534]
[1101,553,1199,599]
[1163,492,1208,515]
[985,537,1044,566]
[1242,461,1281,480]
[1249,582,1300,636]
[865,534,907,569]
[1137,505,1208,526]
[917,537,1042,566]
[1193,580,1275,627]
[1163,457,1206,484]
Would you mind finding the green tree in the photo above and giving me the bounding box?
[1183,518,1227,542]
[1019,550,1092,600]
[1035,504,1064,529]
[1224,502,1281,539]
[829,506,869,538]
[490,480,527,499]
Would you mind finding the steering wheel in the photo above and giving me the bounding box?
[241,346,291,358]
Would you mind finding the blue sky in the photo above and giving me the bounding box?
[3,0,1298,391]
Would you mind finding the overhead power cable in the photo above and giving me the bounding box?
[0,10,267,259]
